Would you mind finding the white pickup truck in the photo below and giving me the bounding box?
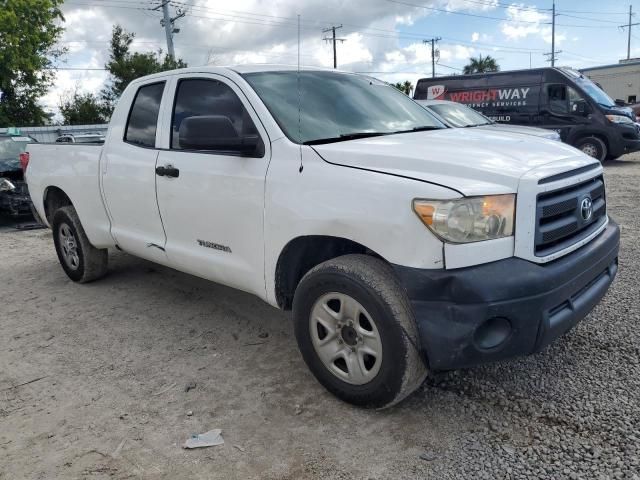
[26,66,619,408]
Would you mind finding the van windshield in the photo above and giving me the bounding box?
[574,75,615,108]
[243,71,444,144]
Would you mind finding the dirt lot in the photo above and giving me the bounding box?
[1,156,640,480]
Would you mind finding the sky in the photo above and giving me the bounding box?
[44,0,640,117]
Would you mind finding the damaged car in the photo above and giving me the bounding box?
[0,133,38,217]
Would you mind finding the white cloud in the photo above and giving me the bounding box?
[40,0,515,118]
[500,5,550,41]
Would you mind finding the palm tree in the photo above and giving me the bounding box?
[463,55,500,75]
[392,81,413,95]
[403,80,414,96]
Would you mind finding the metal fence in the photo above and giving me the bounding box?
[0,124,109,143]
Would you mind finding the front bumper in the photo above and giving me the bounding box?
[393,220,620,371]
[609,124,640,157]
[0,178,32,216]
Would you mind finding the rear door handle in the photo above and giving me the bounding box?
[156,165,180,178]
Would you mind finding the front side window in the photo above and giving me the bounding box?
[548,85,588,115]
[125,82,165,147]
[171,78,260,152]
[243,71,443,144]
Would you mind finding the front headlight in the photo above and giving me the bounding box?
[0,178,16,192]
[413,195,515,243]
[606,114,633,125]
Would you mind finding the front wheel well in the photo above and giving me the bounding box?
[274,235,385,310]
[43,187,73,224]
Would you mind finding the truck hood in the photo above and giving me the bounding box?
[476,123,559,140]
[311,128,594,196]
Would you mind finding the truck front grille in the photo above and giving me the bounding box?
[535,175,606,257]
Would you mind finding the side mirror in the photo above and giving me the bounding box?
[615,99,626,106]
[178,115,261,154]
[572,101,590,116]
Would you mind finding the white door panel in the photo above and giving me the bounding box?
[155,74,270,298]
[155,152,267,295]
[101,81,168,263]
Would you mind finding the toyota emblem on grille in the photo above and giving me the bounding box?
[581,197,593,221]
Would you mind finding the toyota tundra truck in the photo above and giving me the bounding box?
[25,66,620,408]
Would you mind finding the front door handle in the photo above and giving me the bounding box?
[156,165,180,178]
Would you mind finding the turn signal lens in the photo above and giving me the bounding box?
[413,194,516,243]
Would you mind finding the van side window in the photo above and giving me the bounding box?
[171,78,260,153]
[124,82,165,148]
[548,85,586,115]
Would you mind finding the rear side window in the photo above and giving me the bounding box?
[171,78,259,151]
[125,82,165,147]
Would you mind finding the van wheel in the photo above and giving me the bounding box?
[52,206,108,283]
[575,136,607,162]
[292,254,427,409]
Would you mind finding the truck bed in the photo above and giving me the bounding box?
[26,143,114,248]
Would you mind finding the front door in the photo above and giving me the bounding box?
[155,75,270,298]
[543,84,591,141]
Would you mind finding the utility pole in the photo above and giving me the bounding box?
[322,25,345,69]
[544,2,560,67]
[620,5,640,61]
[153,1,186,60]
[551,1,556,67]
[423,37,441,78]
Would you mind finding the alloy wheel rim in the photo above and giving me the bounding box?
[59,223,80,270]
[309,292,383,385]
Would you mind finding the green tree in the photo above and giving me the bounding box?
[393,81,414,95]
[0,0,65,126]
[59,89,110,125]
[463,54,500,75]
[101,25,187,114]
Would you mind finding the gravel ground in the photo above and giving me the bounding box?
[1,155,639,479]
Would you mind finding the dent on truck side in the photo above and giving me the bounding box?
[263,142,456,308]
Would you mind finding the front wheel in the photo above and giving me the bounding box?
[292,254,427,409]
[574,136,607,162]
[52,206,108,283]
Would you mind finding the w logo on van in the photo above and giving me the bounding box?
[427,85,446,100]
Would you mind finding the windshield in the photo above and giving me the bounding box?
[574,75,615,108]
[242,71,444,144]
[426,102,492,127]
[0,137,31,171]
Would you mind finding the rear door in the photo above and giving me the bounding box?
[101,81,169,262]
[155,74,270,298]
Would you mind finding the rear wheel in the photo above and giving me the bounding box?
[575,136,607,162]
[52,206,108,283]
[293,254,427,408]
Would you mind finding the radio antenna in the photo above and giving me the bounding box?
[297,14,304,173]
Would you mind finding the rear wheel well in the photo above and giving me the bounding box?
[275,236,384,310]
[43,187,73,224]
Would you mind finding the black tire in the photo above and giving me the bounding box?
[52,206,108,283]
[292,254,427,409]
[574,136,607,162]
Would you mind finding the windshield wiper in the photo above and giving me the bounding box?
[303,132,390,145]
[391,125,443,134]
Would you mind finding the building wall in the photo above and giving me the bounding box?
[582,62,640,104]
[0,124,108,143]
